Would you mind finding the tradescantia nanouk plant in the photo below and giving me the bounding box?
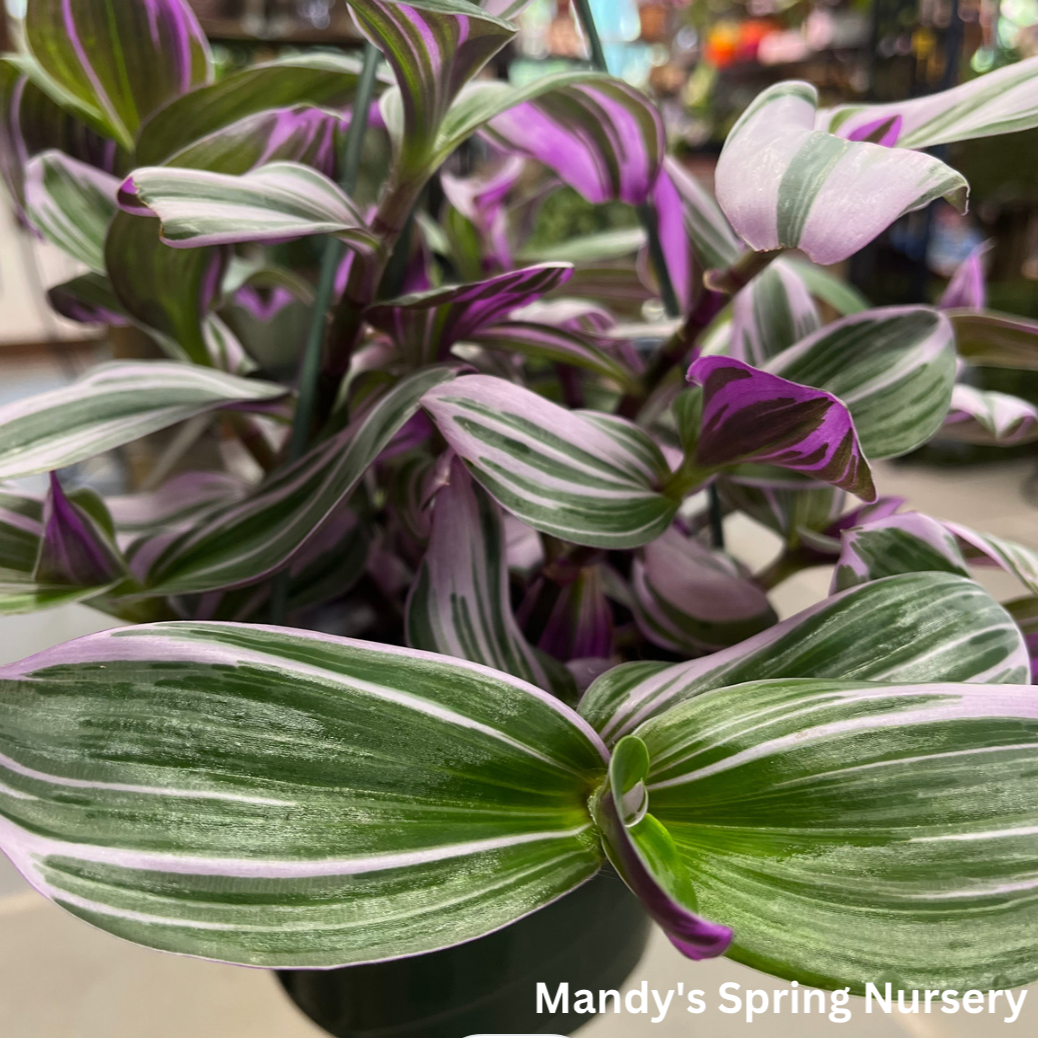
[5,0,1038,999]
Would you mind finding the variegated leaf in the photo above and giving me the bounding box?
[119,162,378,250]
[768,306,957,459]
[686,356,877,500]
[941,384,1038,446]
[662,156,741,272]
[729,258,820,367]
[1005,596,1038,682]
[135,53,387,167]
[0,363,285,480]
[406,456,550,688]
[25,0,212,150]
[532,565,614,664]
[832,511,969,593]
[940,241,991,310]
[823,54,1038,149]
[946,522,1038,597]
[421,375,678,549]
[950,310,1038,370]
[581,572,1028,739]
[632,527,776,655]
[0,623,607,966]
[366,264,573,363]
[144,369,455,595]
[48,273,128,327]
[24,150,118,272]
[637,677,1038,990]
[716,82,968,264]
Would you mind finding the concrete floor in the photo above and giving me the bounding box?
[0,458,1034,1037]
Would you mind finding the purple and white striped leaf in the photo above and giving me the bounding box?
[366,263,573,364]
[104,213,229,365]
[729,258,820,367]
[592,735,732,961]
[941,385,1038,447]
[946,522,1038,597]
[25,0,212,150]
[767,306,957,459]
[118,162,378,251]
[636,676,1038,990]
[581,572,1027,738]
[940,241,991,311]
[0,362,285,480]
[349,0,516,173]
[421,375,678,549]
[632,527,776,655]
[406,456,551,689]
[525,564,614,664]
[661,156,742,272]
[831,511,969,593]
[484,78,665,206]
[24,150,118,272]
[646,167,696,312]
[135,52,388,168]
[822,54,1038,149]
[441,153,525,271]
[34,475,125,589]
[143,368,455,595]
[687,356,877,501]
[0,622,607,966]
[716,82,968,264]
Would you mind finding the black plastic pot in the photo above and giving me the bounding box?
[277,870,652,1038]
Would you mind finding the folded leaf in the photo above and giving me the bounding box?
[24,150,118,272]
[823,54,1038,148]
[145,369,455,594]
[639,677,1038,991]
[406,456,551,688]
[582,572,1028,738]
[950,309,1038,370]
[768,306,957,459]
[350,0,516,174]
[946,522,1038,597]
[632,527,777,655]
[687,356,876,500]
[485,78,664,206]
[940,241,991,310]
[367,264,573,363]
[441,153,524,270]
[662,156,741,272]
[26,0,212,150]
[532,565,614,663]
[0,623,607,966]
[0,362,285,480]
[832,511,969,592]
[48,272,128,326]
[422,375,678,549]
[716,82,968,264]
[941,384,1038,446]
[592,735,732,960]
[135,53,386,167]
[119,162,378,250]
[729,258,820,367]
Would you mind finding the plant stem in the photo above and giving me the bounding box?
[571,0,609,72]
[754,549,810,591]
[270,42,380,626]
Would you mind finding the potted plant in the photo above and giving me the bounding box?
[3,0,1038,1035]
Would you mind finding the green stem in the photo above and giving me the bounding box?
[754,549,810,592]
[271,43,380,626]
[706,249,782,295]
[571,0,609,72]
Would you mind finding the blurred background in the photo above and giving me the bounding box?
[2,0,1038,1034]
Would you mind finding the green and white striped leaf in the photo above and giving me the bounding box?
[782,258,870,315]
[947,522,1038,597]
[105,212,227,365]
[637,677,1038,991]
[25,0,212,151]
[144,369,455,595]
[581,572,1028,739]
[832,511,969,592]
[941,384,1038,446]
[24,150,117,272]
[768,306,957,459]
[1005,595,1038,682]
[716,82,968,264]
[135,53,388,168]
[406,456,551,689]
[950,310,1038,370]
[730,258,820,367]
[0,363,285,481]
[823,54,1038,149]
[119,162,378,251]
[662,156,741,271]
[421,375,678,549]
[0,622,606,967]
